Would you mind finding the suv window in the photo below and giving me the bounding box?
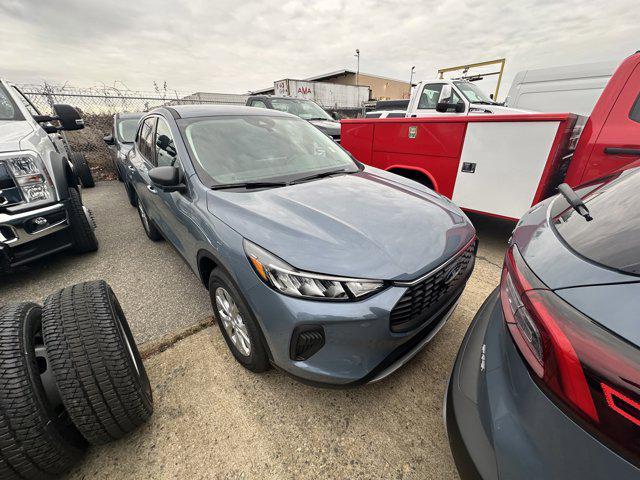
[251,100,267,108]
[629,93,640,123]
[138,117,157,162]
[417,84,444,109]
[155,118,178,167]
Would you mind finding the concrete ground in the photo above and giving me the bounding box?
[0,181,211,343]
[1,181,514,479]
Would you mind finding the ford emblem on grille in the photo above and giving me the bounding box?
[444,263,463,285]
[33,217,48,226]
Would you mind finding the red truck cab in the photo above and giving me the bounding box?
[565,52,640,185]
[341,53,640,220]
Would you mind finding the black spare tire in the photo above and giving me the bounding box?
[0,302,86,480]
[41,281,153,445]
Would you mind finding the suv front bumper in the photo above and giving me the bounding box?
[0,201,73,270]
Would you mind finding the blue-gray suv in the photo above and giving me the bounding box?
[128,105,476,385]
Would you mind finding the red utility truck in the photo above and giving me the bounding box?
[341,53,640,220]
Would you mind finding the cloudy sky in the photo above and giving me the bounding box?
[1,0,638,99]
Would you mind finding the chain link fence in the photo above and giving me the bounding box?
[18,84,249,180]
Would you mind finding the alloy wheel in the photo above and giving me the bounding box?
[215,287,251,356]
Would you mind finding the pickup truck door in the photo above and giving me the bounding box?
[409,83,466,117]
[580,64,640,182]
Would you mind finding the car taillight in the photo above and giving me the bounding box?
[500,245,640,466]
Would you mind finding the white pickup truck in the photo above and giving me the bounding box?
[406,79,526,117]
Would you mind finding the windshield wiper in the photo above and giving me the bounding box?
[212,181,287,190]
[306,117,331,121]
[289,168,352,185]
[558,183,593,221]
[471,101,495,105]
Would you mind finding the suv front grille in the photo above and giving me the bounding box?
[390,240,477,333]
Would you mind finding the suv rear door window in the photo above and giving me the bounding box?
[551,167,640,275]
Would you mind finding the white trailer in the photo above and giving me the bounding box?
[273,79,370,109]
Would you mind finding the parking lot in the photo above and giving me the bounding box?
[2,181,512,479]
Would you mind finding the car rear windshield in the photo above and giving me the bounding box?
[179,115,356,185]
[117,118,141,143]
[0,84,24,121]
[551,167,640,275]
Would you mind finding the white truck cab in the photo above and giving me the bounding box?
[0,78,98,271]
[406,79,527,117]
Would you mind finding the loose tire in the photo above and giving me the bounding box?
[137,198,162,241]
[0,303,86,479]
[209,269,271,373]
[69,153,95,188]
[67,187,98,253]
[42,281,153,445]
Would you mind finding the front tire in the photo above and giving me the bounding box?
[209,269,270,373]
[69,153,95,188]
[67,187,98,253]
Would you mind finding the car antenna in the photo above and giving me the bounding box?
[557,183,593,221]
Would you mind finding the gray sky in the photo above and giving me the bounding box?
[1,0,638,99]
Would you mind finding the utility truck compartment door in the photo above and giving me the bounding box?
[451,121,561,219]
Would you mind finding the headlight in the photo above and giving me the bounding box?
[1,152,55,204]
[244,240,385,300]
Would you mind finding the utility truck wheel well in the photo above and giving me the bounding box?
[387,167,435,190]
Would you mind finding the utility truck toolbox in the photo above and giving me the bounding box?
[341,114,575,220]
[341,52,640,220]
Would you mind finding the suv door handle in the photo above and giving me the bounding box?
[147,185,157,194]
[604,147,640,156]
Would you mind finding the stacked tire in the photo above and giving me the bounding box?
[0,281,152,479]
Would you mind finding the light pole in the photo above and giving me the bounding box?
[409,66,415,97]
[355,49,360,86]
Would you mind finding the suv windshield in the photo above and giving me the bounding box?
[117,117,141,143]
[269,98,333,121]
[180,115,357,186]
[453,81,494,104]
[0,84,24,121]
[551,167,640,275]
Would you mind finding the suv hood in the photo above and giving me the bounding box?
[0,120,34,152]
[207,169,475,281]
[469,104,530,114]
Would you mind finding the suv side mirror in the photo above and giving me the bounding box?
[148,166,185,193]
[103,134,115,145]
[330,111,340,120]
[52,104,85,131]
[436,102,466,113]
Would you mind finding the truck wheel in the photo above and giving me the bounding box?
[0,303,86,480]
[69,153,95,188]
[41,281,153,445]
[67,187,98,253]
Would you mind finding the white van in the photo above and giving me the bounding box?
[504,60,618,116]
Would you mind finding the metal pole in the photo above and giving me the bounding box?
[355,49,360,86]
[409,66,415,97]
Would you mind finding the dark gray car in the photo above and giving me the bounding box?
[104,112,143,205]
[446,165,640,478]
[127,105,476,385]
[246,96,341,142]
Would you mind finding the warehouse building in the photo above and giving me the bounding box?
[252,69,413,100]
